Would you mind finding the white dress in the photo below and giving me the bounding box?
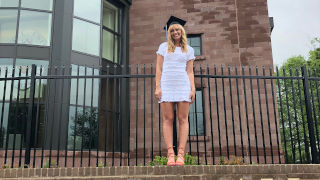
[156,42,195,103]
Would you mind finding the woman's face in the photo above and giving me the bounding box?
[170,25,182,41]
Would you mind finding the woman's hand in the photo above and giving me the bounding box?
[189,89,196,103]
[155,88,162,101]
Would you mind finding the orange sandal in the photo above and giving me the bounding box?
[167,146,176,166]
[175,147,185,166]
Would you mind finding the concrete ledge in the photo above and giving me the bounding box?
[0,164,319,179]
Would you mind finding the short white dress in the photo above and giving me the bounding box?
[156,42,195,103]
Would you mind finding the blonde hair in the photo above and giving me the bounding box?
[167,24,188,53]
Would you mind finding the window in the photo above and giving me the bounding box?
[0,59,49,149]
[15,59,49,75]
[0,58,14,101]
[15,59,48,101]
[187,34,202,56]
[68,64,100,150]
[189,89,205,136]
[0,0,19,7]
[74,0,101,23]
[103,1,118,32]
[69,65,99,107]
[72,0,101,56]
[0,0,53,46]
[0,102,9,148]
[21,0,53,11]
[102,1,120,64]
[72,19,100,56]
[18,10,52,46]
[0,58,13,65]
[0,10,18,43]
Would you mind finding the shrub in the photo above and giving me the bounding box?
[219,156,245,165]
[2,164,10,169]
[148,155,167,166]
[147,153,198,166]
[98,162,105,167]
[43,160,58,168]
[184,153,198,165]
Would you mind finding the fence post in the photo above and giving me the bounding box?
[301,65,319,163]
[24,64,37,166]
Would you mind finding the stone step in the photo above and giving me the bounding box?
[0,175,207,180]
[1,165,320,180]
[6,176,320,180]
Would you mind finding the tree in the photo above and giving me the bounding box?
[277,38,320,163]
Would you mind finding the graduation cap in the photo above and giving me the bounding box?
[163,16,186,40]
[163,16,186,30]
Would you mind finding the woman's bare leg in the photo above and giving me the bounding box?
[161,102,175,150]
[177,102,191,151]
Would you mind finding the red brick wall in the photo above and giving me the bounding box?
[236,0,273,66]
[129,0,273,67]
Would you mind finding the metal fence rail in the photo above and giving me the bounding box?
[0,64,319,168]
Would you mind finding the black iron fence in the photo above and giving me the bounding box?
[0,64,319,168]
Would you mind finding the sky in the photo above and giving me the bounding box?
[267,0,320,66]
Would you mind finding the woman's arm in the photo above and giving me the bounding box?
[155,54,164,101]
[186,60,195,102]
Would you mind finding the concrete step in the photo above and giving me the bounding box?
[1,165,320,180]
[6,176,320,180]
[0,175,210,180]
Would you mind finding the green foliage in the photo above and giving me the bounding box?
[147,154,198,166]
[43,160,58,168]
[219,156,245,165]
[137,163,144,166]
[276,37,320,164]
[21,164,29,169]
[184,153,198,165]
[219,156,225,165]
[1,164,10,169]
[310,37,320,60]
[98,162,105,167]
[1,164,29,169]
[148,155,167,166]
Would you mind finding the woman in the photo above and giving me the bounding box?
[155,22,195,166]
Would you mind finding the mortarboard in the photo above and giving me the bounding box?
[163,16,186,30]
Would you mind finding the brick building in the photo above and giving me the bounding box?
[129,0,283,164]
